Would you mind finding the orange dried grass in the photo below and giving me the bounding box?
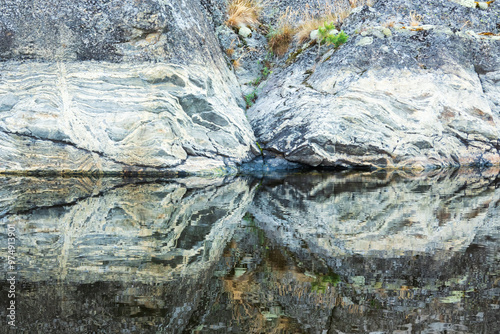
[268,8,296,56]
[409,10,423,27]
[226,0,264,28]
[295,0,371,44]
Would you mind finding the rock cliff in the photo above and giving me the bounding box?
[0,0,257,175]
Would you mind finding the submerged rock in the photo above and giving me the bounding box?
[0,0,257,175]
[248,0,500,169]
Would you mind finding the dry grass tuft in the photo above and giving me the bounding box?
[269,28,294,56]
[295,0,371,44]
[295,3,335,44]
[226,0,264,28]
[382,18,396,28]
[268,8,296,56]
[409,10,423,27]
[348,0,366,8]
[232,58,242,69]
[226,38,237,57]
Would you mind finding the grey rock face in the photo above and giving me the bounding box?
[0,62,255,174]
[0,0,257,175]
[248,0,500,169]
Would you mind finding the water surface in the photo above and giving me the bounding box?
[1,169,499,333]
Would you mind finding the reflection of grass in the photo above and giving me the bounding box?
[220,221,350,330]
[243,212,267,247]
[311,272,341,293]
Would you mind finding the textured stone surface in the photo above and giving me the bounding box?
[248,0,500,169]
[0,62,255,174]
[0,0,257,175]
[0,175,256,332]
[1,171,499,333]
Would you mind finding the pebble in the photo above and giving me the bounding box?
[382,28,392,37]
[310,29,320,41]
[372,29,386,39]
[238,26,252,38]
[477,1,488,9]
[454,0,475,7]
[356,36,373,46]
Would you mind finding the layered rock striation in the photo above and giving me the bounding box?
[0,0,257,175]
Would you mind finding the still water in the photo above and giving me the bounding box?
[0,169,499,333]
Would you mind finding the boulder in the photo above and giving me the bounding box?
[0,0,257,175]
[248,0,500,169]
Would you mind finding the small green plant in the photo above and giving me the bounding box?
[318,21,349,47]
[255,141,263,155]
[311,272,341,293]
[262,66,271,77]
[313,21,348,63]
[245,90,257,108]
[245,59,273,108]
[252,66,272,86]
[318,21,336,36]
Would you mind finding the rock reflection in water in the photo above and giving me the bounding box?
[0,175,256,332]
[250,169,500,258]
[0,169,499,333]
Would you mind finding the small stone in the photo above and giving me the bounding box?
[356,36,373,46]
[371,30,385,39]
[420,25,435,30]
[238,26,252,38]
[477,1,488,9]
[381,46,390,52]
[455,0,475,7]
[360,31,368,36]
[310,29,320,41]
[382,28,392,37]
